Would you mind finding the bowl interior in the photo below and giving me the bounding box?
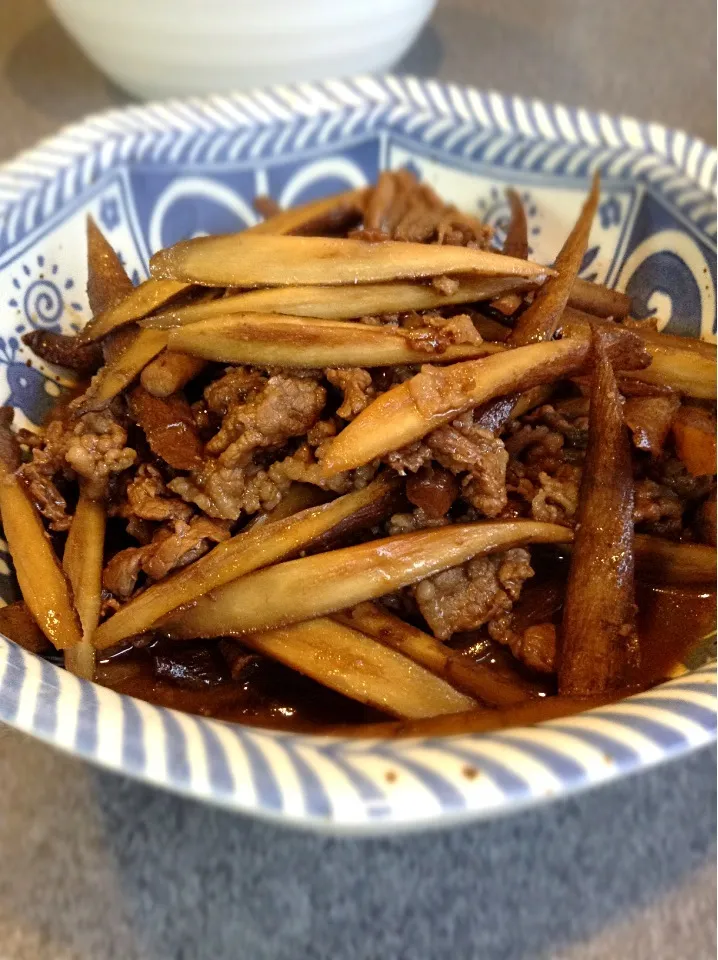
[0,78,714,828]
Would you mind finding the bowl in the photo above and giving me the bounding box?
[46,0,437,100]
[0,76,715,832]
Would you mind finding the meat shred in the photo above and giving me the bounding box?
[530,468,582,525]
[386,508,450,535]
[18,409,135,527]
[326,368,374,420]
[103,516,230,598]
[427,412,509,517]
[413,548,534,639]
[119,464,193,523]
[489,617,557,673]
[206,373,326,467]
[633,479,685,536]
[354,170,492,248]
[170,461,285,521]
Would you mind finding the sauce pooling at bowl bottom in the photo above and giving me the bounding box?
[94,570,716,734]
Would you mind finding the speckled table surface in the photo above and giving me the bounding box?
[0,1,715,958]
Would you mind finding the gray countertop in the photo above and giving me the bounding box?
[0,1,715,958]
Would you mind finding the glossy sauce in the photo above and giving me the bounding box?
[95,558,716,733]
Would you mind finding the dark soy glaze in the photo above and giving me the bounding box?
[93,554,715,733]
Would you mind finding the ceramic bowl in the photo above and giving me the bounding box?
[47,0,437,99]
[0,76,714,832]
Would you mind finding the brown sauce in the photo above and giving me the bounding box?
[96,645,384,731]
[93,556,716,734]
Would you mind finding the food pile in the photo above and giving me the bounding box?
[0,169,715,736]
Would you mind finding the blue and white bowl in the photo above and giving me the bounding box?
[0,77,714,832]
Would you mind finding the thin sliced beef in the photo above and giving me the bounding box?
[206,374,326,468]
[170,461,285,521]
[413,548,534,640]
[426,412,509,517]
[326,368,374,420]
[120,464,194,523]
[103,515,231,598]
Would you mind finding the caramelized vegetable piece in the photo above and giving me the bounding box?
[474,384,557,437]
[63,487,105,679]
[472,314,513,343]
[160,521,571,639]
[0,426,81,651]
[502,188,529,260]
[551,535,717,585]
[634,536,717,584]
[246,188,366,237]
[560,335,637,696]
[568,277,631,319]
[490,190,530,316]
[242,617,475,718]
[142,277,535,328]
[83,279,191,342]
[560,310,717,399]
[86,216,134,316]
[511,173,600,345]
[320,339,590,474]
[127,386,204,471]
[74,328,168,414]
[336,602,533,707]
[149,233,553,288]
[623,395,681,454]
[21,331,103,375]
[634,329,717,399]
[406,465,458,518]
[332,691,634,738]
[672,405,717,476]
[140,351,208,398]
[92,476,398,650]
[169,312,503,368]
[253,195,282,220]
[0,602,51,654]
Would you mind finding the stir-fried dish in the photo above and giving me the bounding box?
[0,170,715,737]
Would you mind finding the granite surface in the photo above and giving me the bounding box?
[0,1,716,957]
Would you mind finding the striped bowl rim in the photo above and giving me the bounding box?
[0,75,714,831]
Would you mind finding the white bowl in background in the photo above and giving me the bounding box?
[47,0,437,100]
